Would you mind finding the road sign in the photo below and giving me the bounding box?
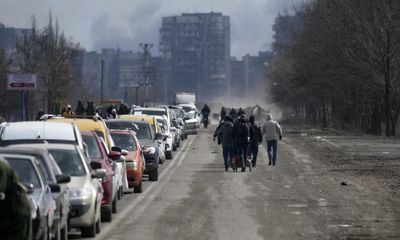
[7,74,37,90]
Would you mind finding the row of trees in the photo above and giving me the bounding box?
[0,15,83,119]
[267,0,400,136]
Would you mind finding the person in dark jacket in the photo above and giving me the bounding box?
[237,108,245,116]
[220,107,227,122]
[35,111,44,121]
[214,116,234,171]
[232,114,250,172]
[0,159,32,240]
[247,115,262,168]
[229,108,237,120]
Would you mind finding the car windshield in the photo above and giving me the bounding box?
[110,133,137,152]
[82,134,103,159]
[107,121,152,140]
[6,158,41,188]
[49,149,87,177]
[181,106,194,113]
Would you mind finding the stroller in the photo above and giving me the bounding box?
[231,154,252,172]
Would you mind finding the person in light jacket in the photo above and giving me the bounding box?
[262,114,282,166]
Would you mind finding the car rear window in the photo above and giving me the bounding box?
[49,149,86,177]
[6,158,41,188]
[82,135,103,159]
[110,133,137,152]
[107,121,152,140]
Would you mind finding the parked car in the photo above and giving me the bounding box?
[30,144,104,238]
[106,120,160,181]
[81,131,118,222]
[132,107,179,151]
[0,121,86,152]
[0,147,71,240]
[0,153,56,240]
[119,114,167,163]
[48,117,126,202]
[154,116,173,160]
[110,130,145,193]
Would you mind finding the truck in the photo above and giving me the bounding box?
[174,92,196,105]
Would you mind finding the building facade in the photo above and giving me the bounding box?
[159,12,231,103]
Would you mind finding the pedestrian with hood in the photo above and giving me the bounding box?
[229,108,237,120]
[214,116,234,171]
[35,111,44,121]
[247,115,263,168]
[237,107,245,116]
[62,104,74,118]
[232,114,250,172]
[262,113,282,166]
[220,107,227,122]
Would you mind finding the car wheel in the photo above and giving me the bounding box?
[101,206,112,222]
[173,144,177,151]
[81,221,96,238]
[112,196,117,214]
[60,223,68,240]
[165,151,173,160]
[184,133,188,139]
[95,217,101,234]
[134,181,142,193]
[149,168,158,181]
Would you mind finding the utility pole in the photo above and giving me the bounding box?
[100,60,104,103]
[139,43,154,104]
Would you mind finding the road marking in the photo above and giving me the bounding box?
[287,204,308,208]
[97,135,196,239]
[318,198,328,207]
[290,211,301,215]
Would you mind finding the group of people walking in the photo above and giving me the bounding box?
[214,107,282,172]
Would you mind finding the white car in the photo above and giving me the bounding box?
[154,116,173,160]
[133,107,177,156]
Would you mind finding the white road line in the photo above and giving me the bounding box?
[97,135,196,239]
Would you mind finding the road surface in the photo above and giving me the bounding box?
[74,126,400,240]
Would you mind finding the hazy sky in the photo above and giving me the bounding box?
[0,0,304,57]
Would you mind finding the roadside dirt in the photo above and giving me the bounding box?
[283,126,400,238]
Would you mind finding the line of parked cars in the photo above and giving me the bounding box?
[0,103,199,240]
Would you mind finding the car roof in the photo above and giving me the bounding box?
[8,143,78,150]
[134,107,166,112]
[48,117,106,131]
[0,121,76,141]
[120,114,156,124]
[0,147,48,155]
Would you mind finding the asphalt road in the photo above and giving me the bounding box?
[73,126,400,240]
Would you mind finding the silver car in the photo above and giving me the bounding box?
[0,153,56,240]
[20,144,104,238]
[0,147,71,240]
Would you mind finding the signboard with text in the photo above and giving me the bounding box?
[7,74,37,90]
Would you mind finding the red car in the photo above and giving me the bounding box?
[81,131,118,222]
[110,129,145,193]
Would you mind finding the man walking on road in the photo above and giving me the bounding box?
[262,114,282,166]
[214,116,234,171]
[248,116,262,168]
[232,114,250,172]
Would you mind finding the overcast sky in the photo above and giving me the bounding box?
[0,0,304,57]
